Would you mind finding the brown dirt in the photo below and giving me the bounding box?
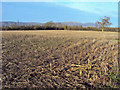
[2,30,119,88]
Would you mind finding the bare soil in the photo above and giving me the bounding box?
[2,30,119,88]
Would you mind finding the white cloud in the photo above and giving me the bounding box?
[1,0,119,2]
[56,2,118,18]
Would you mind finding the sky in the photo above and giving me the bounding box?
[2,2,118,27]
[1,0,119,2]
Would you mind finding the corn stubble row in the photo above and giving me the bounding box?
[2,32,119,88]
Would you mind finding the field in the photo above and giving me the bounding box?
[2,30,120,88]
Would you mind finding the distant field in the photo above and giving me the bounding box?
[2,30,119,88]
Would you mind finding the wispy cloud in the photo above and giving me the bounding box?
[1,0,119,2]
[2,2,118,26]
[56,2,118,18]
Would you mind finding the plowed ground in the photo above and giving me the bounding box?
[2,30,120,88]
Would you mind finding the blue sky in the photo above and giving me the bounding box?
[2,2,118,27]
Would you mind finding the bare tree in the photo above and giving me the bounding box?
[96,16,112,32]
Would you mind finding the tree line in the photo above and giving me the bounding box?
[1,16,119,32]
[2,23,118,32]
